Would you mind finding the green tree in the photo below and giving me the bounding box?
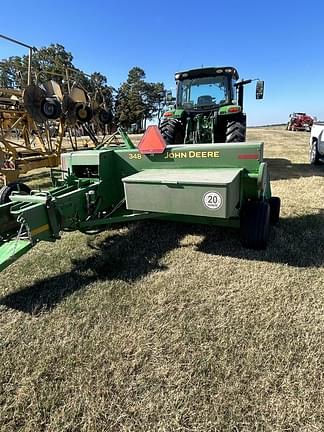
[0,43,114,116]
[0,44,74,88]
[142,81,166,126]
[118,67,147,129]
[0,55,27,88]
[33,44,74,86]
[115,67,165,129]
[88,72,114,112]
[0,44,112,101]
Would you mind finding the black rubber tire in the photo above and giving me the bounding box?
[76,104,92,123]
[310,139,321,165]
[98,109,112,124]
[269,196,281,225]
[41,99,61,119]
[0,182,31,204]
[240,200,270,250]
[159,118,185,144]
[225,115,246,142]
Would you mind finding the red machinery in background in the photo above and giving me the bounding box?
[286,112,315,131]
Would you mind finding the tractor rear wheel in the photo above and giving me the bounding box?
[0,182,31,204]
[159,118,185,144]
[240,200,270,250]
[225,115,246,142]
[310,139,321,165]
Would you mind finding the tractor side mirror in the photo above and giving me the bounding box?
[256,80,264,99]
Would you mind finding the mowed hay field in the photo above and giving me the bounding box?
[1,127,324,431]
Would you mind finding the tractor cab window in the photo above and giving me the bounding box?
[178,76,229,109]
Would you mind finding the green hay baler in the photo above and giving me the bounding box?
[0,127,280,273]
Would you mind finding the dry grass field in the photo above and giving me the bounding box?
[1,127,324,431]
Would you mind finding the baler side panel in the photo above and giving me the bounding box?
[113,142,264,173]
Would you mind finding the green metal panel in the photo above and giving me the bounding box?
[161,109,184,119]
[114,142,263,172]
[122,168,241,185]
[173,109,185,119]
[123,168,241,218]
[61,143,263,175]
[0,239,32,272]
[62,150,101,165]
[60,142,264,222]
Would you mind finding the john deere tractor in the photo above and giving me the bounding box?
[159,67,264,144]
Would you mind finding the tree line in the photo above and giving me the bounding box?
[0,44,166,130]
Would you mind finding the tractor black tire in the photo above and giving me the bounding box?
[0,182,31,204]
[225,115,246,142]
[41,99,62,119]
[159,118,185,144]
[98,109,113,124]
[269,196,281,225]
[310,139,321,165]
[240,200,270,250]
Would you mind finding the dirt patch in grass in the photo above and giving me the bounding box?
[1,127,324,431]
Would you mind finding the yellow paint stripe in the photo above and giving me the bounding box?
[31,224,50,236]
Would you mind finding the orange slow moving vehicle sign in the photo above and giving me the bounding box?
[138,125,166,154]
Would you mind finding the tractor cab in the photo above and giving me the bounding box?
[175,67,238,112]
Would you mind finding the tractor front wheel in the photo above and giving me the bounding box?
[225,115,246,142]
[240,200,270,250]
[0,182,31,204]
[159,118,185,145]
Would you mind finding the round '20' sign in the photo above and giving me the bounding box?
[203,191,223,210]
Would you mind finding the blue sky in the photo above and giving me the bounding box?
[0,0,323,125]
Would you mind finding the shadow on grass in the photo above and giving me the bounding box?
[1,211,324,314]
[0,222,186,314]
[197,210,324,267]
[266,158,324,180]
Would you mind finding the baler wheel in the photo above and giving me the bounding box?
[0,182,31,204]
[269,196,281,225]
[159,118,185,144]
[225,115,246,142]
[240,200,270,250]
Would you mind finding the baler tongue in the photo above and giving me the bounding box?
[0,238,32,272]
[0,193,50,272]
